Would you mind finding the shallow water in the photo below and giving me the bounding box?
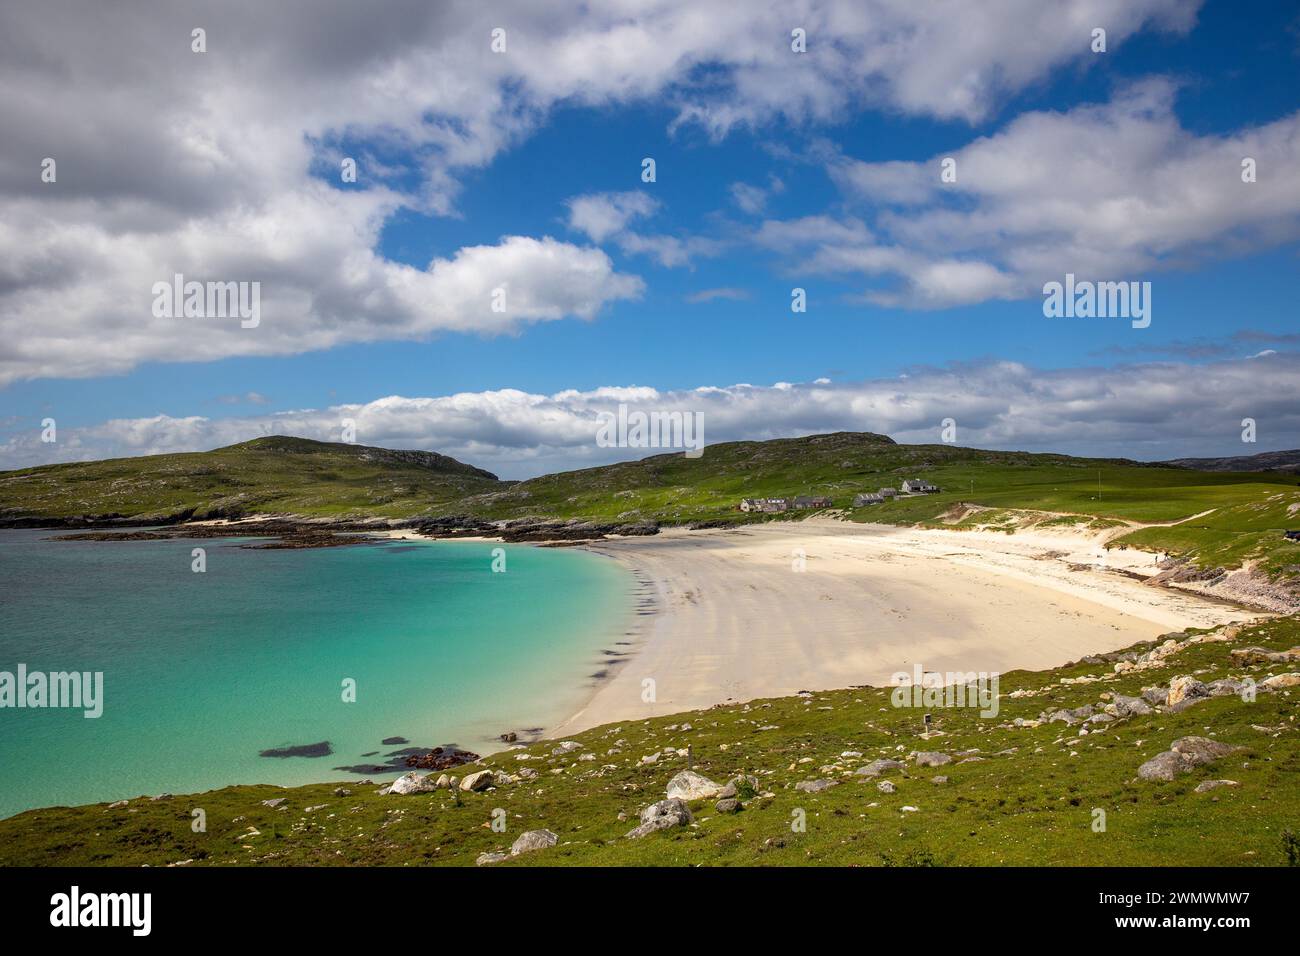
[0,530,630,818]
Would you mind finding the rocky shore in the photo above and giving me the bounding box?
[35,514,662,549]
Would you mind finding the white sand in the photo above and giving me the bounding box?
[550,518,1260,735]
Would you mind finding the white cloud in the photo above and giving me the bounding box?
[0,1,1202,383]
[685,287,751,303]
[6,352,1297,478]
[801,80,1300,307]
[564,192,659,243]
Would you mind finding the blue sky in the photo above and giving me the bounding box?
[1,0,1297,476]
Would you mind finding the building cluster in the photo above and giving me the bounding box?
[854,479,940,507]
[738,479,941,513]
[738,495,833,513]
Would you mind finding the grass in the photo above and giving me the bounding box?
[4,614,1298,867]
[0,436,502,521]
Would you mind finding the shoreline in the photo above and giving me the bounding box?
[549,518,1263,737]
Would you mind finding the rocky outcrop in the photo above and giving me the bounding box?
[459,770,498,792]
[386,771,438,795]
[855,758,905,778]
[665,770,723,801]
[626,798,692,838]
[510,829,558,855]
[1137,736,1242,782]
[914,751,951,768]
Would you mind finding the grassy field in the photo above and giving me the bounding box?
[4,614,1298,867]
[0,436,502,521]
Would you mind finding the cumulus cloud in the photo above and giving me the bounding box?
[5,352,1297,478]
[564,192,659,243]
[788,80,1300,307]
[0,1,1201,383]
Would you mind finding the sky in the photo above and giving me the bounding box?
[0,0,1297,478]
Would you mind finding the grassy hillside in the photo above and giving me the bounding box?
[3,430,1297,579]
[453,432,1300,581]
[456,431,1288,523]
[4,613,1298,866]
[0,436,502,522]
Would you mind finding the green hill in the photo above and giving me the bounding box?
[3,430,1298,585]
[0,436,503,523]
[3,613,1297,866]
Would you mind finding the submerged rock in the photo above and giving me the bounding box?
[259,741,332,759]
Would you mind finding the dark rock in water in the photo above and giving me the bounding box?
[259,741,332,759]
[382,736,410,745]
[386,746,429,756]
[404,745,480,771]
[361,751,379,757]
[500,731,518,743]
[333,764,398,776]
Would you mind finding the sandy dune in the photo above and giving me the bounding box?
[551,518,1259,735]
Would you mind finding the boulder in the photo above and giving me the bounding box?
[1231,647,1300,664]
[1166,676,1208,707]
[1171,736,1241,766]
[714,798,741,814]
[855,758,905,777]
[626,798,692,838]
[1138,736,1242,782]
[1137,751,1187,782]
[476,851,509,866]
[551,741,583,755]
[388,772,438,795]
[510,829,558,855]
[1261,672,1300,690]
[794,778,838,793]
[1107,694,1151,717]
[459,770,497,792]
[718,775,759,800]
[1193,779,1239,793]
[1141,686,1168,707]
[877,780,897,794]
[914,752,952,768]
[1206,678,1248,698]
[260,797,287,808]
[665,770,723,801]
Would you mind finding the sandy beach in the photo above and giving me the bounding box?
[551,518,1260,735]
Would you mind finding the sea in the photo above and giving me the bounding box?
[0,529,631,818]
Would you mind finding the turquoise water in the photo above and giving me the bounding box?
[0,530,631,819]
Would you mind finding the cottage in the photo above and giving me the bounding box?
[739,497,791,513]
[901,479,940,494]
[853,493,885,507]
[878,487,898,498]
[792,496,833,510]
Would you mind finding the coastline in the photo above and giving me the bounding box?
[549,518,1263,736]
